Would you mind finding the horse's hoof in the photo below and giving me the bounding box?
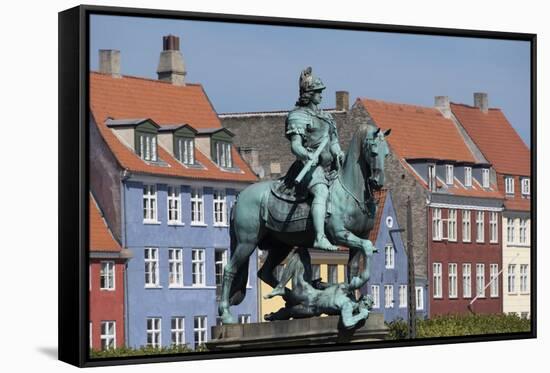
[220,311,236,324]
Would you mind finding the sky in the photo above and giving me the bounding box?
[90,15,531,146]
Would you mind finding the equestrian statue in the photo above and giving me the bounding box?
[218,67,391,327]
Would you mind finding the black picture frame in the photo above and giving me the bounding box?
[58,4,536,368]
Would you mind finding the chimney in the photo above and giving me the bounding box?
[99,49,121,78]
[157,35,186,86]
[434,96,451,118]
[474,92,488,113]
[335,91,349,111]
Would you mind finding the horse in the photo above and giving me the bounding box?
[218,124,391,324]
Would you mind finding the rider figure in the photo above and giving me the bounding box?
[285,67,345,252]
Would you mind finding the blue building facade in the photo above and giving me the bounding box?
[363,191,428,321]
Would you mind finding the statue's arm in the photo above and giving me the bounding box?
[328,120,344,158]
[290,135,312,162]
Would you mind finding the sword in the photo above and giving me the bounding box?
[295,136,330,184]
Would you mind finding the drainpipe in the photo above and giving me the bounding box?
[120,169,130,346]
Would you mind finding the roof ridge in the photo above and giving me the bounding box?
[90,71,203,87]
[450,102,501,111]
[361,97,440,113]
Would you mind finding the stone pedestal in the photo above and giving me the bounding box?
[206,313,388,350]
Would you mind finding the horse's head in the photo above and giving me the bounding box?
[363,127,391,190]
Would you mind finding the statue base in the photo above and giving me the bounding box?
[206,313,388,350]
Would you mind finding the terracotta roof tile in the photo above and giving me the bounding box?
[450,103,530,176]
[361,99,476,163]
[369,189,388,242]
[90,72,257,183]
[90,194,122,252]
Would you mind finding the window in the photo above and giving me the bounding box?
[415,286,424,310]
[139,134,157,161]
[144,248,159,287]
[312,264,321,280]
[521,178,530,196]
[507,218,515,243]
[462,210,471,242]
[193,316,207,347]
[146,318,161,348]
[476,264,485,298]
[100,321,116,350]
[464,167,472,187]
[448,263,457,298]
[168,248,183,287]
[190,188,204,224]
[192,249,206,286]
[384,285,394,308]
[490,212,498,243]
[445,165,454,184]
[463,264,472,298]
[213,189,227,226]
[385,244,395,269]
[482,169,490,188]
[399,285,407,308]
[505,176,514,195]
[519,219,528,244]
[177,137,194,165]
[433,263,442,298]
[371,285,380,309]
[476,211,484,243]
[171,317,185,346]
[328,264,338,284]
[428,164,437,191]
[215,141,233,168]
[100,261,115,290]
[167,186,181,224]
[238,314,251,324]
[90,322,93,349]
[448,209,457,241]
[143,184,158,222]
[520,264,529,293]
[215,249,227,298]
[432,208,442,240]
[490,264,499,298]
[508,264,516,293]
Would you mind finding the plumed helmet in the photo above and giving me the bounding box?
[299,66,326,94]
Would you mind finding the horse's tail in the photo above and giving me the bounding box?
[228,203,250,306]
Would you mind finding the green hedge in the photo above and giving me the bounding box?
[386,313,531,340]
[90,344,208,358]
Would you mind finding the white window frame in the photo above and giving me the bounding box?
[462,263,472,298]
[371,285,380,309]
[143,184,158,223]
[100,261,115,291]
[464,167,472,187]
[482,168,490,188]
[168,248,184,288]
[192,249,206,286]
[521,178,530,196]
[191,188,205,225]
[399,285,407,308]
[448,209,457,242]
[476,264,485,298]
[489,212,498,243]
[476,211,485,243]
[520,264,529,293]
[448,263,457,298]
[384,244,395,269]
[167,186,182,225]
[144,248,160,288]
[433,263,442,299]
[178,137,194,165]
[238,314,251,324]
[90,322,93,349]
[432,208,442,241]
[384,284,394,308]
[193,316,207,347]
[139,134,158,162]
[519,219,528,244]
[213,189,228,226]
[415,286,424,310]
[215,142,233,168]
[428,164,437,191]
[507,218,515,244]
[462,210,471,242]
[490,264,499,298]
[445,164,454,185]
[215,249,228,290]
[146,318,161,348]
[100,321,116,350]
[171,317,185,346]
[508,264,516,294]
[505,176,514,195]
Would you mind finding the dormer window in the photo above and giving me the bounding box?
[482,169,490,188]
[464,167,472,187]
[138,134,157,161]
[106,118,160,162]
[445,165,454,185]
[176,137,194,165]
[521,178,530,196]
[215,141,233,168]
[505,176,514,195]
[428,164,436,191]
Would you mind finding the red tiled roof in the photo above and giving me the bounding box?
[450,103,530,176]
[90,194,122,252]
[360,98,476,163]
[90,72,257,183]
[504,198,530,212]
[369,189,388,242]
